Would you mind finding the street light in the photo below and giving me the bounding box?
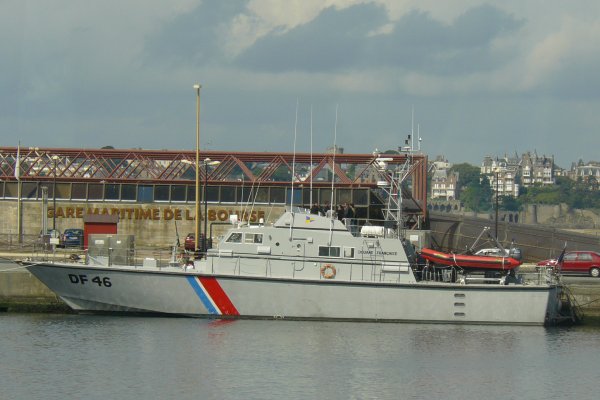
[193,83,201,253]
[203,158,220,256]
[494,171,499,239]
[52,155,59,231]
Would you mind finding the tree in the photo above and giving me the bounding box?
[461,175,493,212]
[499,195,520,211]
[449,163,481,193]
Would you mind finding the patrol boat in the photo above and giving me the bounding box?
[21,203,576,325]
[22,149,578,325]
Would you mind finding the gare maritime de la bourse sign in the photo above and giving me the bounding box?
[48,205,267,223]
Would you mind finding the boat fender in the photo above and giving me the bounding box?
[320,264,336,279]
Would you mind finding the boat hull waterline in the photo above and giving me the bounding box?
[25,262,560,325]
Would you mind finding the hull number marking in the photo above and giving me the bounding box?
[69,274,112,287]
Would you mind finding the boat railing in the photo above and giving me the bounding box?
[416,265,457,283]
[519,267,560,286]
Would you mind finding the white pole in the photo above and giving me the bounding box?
[289,98,299,240]
[328,105,339,246]
[310,105,313,207]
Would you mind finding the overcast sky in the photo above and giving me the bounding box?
[2,0,599,168]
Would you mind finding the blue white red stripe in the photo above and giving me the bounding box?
[187,276,240,316]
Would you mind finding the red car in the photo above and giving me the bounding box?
[537,251,600,277]
[184,233,206,251]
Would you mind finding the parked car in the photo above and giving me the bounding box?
[184,233,195,251]
[39,229,62,247]
[537,251,600,277]
[475,247,523,260]
[61,228,84,248]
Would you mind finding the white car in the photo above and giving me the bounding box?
[475,248,510,257]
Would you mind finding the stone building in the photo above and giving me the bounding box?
[521,151,555,187]
[480,155,520,197]
[571,160,600,188]
[430,156,458,200]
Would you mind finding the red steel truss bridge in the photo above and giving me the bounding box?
[0,146,428,220]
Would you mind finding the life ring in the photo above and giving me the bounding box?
[320,264,336,279]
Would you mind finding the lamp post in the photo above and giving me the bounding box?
[52,155,59,231]
[495,171,499,239]
[193,83,201,253]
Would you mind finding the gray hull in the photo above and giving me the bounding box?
[25,262,561,325]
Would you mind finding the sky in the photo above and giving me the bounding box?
[2,0,600,168]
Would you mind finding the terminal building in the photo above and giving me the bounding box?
[0,147,428,248]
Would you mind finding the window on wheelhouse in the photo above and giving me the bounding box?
[344,247,355,258]
[318,246,341,257]
[226,232,243,243]
[245,233,263,244]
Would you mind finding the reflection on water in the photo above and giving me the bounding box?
[1,314,600,400]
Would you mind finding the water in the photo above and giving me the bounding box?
[1,315,599,400]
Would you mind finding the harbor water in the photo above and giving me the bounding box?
[1,314,600,400]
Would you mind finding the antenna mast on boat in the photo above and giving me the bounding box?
[310,105,313,207]
[289,99,299,239]
[379,110,418,239]
[328,105,339,245]
[290,98,299,212]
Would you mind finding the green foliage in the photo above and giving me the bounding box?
[449,163,481,191]
[518,175,600,209]
[499,195,520,211]
[461,175,493,212]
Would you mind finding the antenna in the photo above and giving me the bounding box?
[310,105,313,207]
[328,105,339,246]
[330,104,338,218]
[289,98,299,240]
[411,105,414,152]
[290,98,299,211]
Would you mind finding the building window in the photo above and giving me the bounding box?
[270,187,285,204]
[337,189,352,204]
[105,184,120,200]
[88,184,104,200]
[137,185,153,203]
[71,183,87,200]
[56,183,71,199]
[206,186,219,202]
[121,184,136,201]
[22,182,38,199]
[254,187,269,203]
[221,186,236,203]
[187,185,196,202]
[286,188,303,206]
[170,185,186,202]
[353,189,368,206]
[154,185,170,202]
